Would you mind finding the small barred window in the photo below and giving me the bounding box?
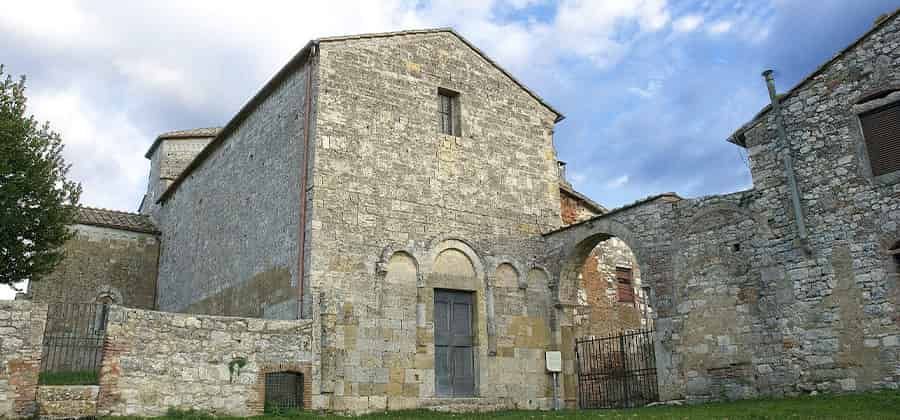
[265,372,303,413]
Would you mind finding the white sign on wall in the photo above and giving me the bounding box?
[545,351,562,372]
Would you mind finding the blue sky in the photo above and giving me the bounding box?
[1,0,897,210]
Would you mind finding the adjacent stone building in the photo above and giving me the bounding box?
[13,10,900,415]
[28,207,159,308]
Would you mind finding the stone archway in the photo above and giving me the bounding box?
[547,218,670,406]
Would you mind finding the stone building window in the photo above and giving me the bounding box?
[438,88,460,136]
[616,266,634,303]
[860,101,900,177]
[264,372,304,413]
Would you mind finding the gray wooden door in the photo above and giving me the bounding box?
[434,289,475,397]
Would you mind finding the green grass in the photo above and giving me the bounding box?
[38,370,99,385]
[107,390,900,419]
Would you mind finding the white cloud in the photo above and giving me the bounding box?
[27,88,149,211]
[673,14,704,32]
[708,20,733,35]
[553,0,671,68]
[606,174,630,188]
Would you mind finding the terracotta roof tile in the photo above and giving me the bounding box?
[73,206,159,234]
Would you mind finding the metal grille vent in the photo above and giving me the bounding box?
[264,372,303,412]
[861,101,900,177]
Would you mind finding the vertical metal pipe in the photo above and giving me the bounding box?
[296,46,316,319]
[762,70,810,251]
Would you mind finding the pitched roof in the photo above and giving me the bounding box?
[144,127,221,159]
[157,28,565,204]
[73,206,159,234]
[727,8,900,147]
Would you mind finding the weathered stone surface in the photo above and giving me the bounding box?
[97,306,315,417]
[31,224,159,308]
[37,385,99,419]
[0,301,47,419]
[153,59,312,319]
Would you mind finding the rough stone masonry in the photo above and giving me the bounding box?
[10,9,900,417]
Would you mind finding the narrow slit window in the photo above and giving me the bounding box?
[860,101,900,177]
[438,89,459,136]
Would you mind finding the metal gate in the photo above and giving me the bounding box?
[40,302,109,383]
[575,329,658,409]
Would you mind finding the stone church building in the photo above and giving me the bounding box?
[8,10,900,415]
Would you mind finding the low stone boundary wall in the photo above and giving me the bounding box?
[0,301,48,418]
[37,385,99,418]
[97,306,316,417]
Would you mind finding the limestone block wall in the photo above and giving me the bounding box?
[0,301,47,418]
[308,31,562,411]
[736,13,900,394]
[37,385,100,419]
[155,59,313,319]
[31,224,159,308]
[97,306,315,417]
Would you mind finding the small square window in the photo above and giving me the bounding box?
[860,101,900,177]
[438,88,460,136]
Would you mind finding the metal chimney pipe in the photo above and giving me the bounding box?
[762,69,810,251]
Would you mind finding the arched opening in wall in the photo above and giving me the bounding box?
[559,231,660,409]
[264,371,304,413]
[573,236,654,337]
[430,246,481,398]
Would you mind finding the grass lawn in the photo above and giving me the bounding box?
[119,390,900,419]
[38,370,99,385]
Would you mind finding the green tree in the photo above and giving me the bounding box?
[0,65,81,289]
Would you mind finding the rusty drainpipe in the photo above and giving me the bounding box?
[297,45,317,319]
[762,70,810,253]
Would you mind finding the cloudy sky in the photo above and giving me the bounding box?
[1,0,897,213]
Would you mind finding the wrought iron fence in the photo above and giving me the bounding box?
[40,302,109,381]
[575,329,658,409]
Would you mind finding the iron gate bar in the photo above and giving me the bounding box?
[41,302,109,378]
[575,329,658,409]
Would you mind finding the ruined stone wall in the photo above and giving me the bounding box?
[309,32,562,411]
[0,301,47,418]
[543,190,783,405]
[736,14,900,394]
[31,224,159,308]
[155,61,313,319]
[97,306,315,417]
